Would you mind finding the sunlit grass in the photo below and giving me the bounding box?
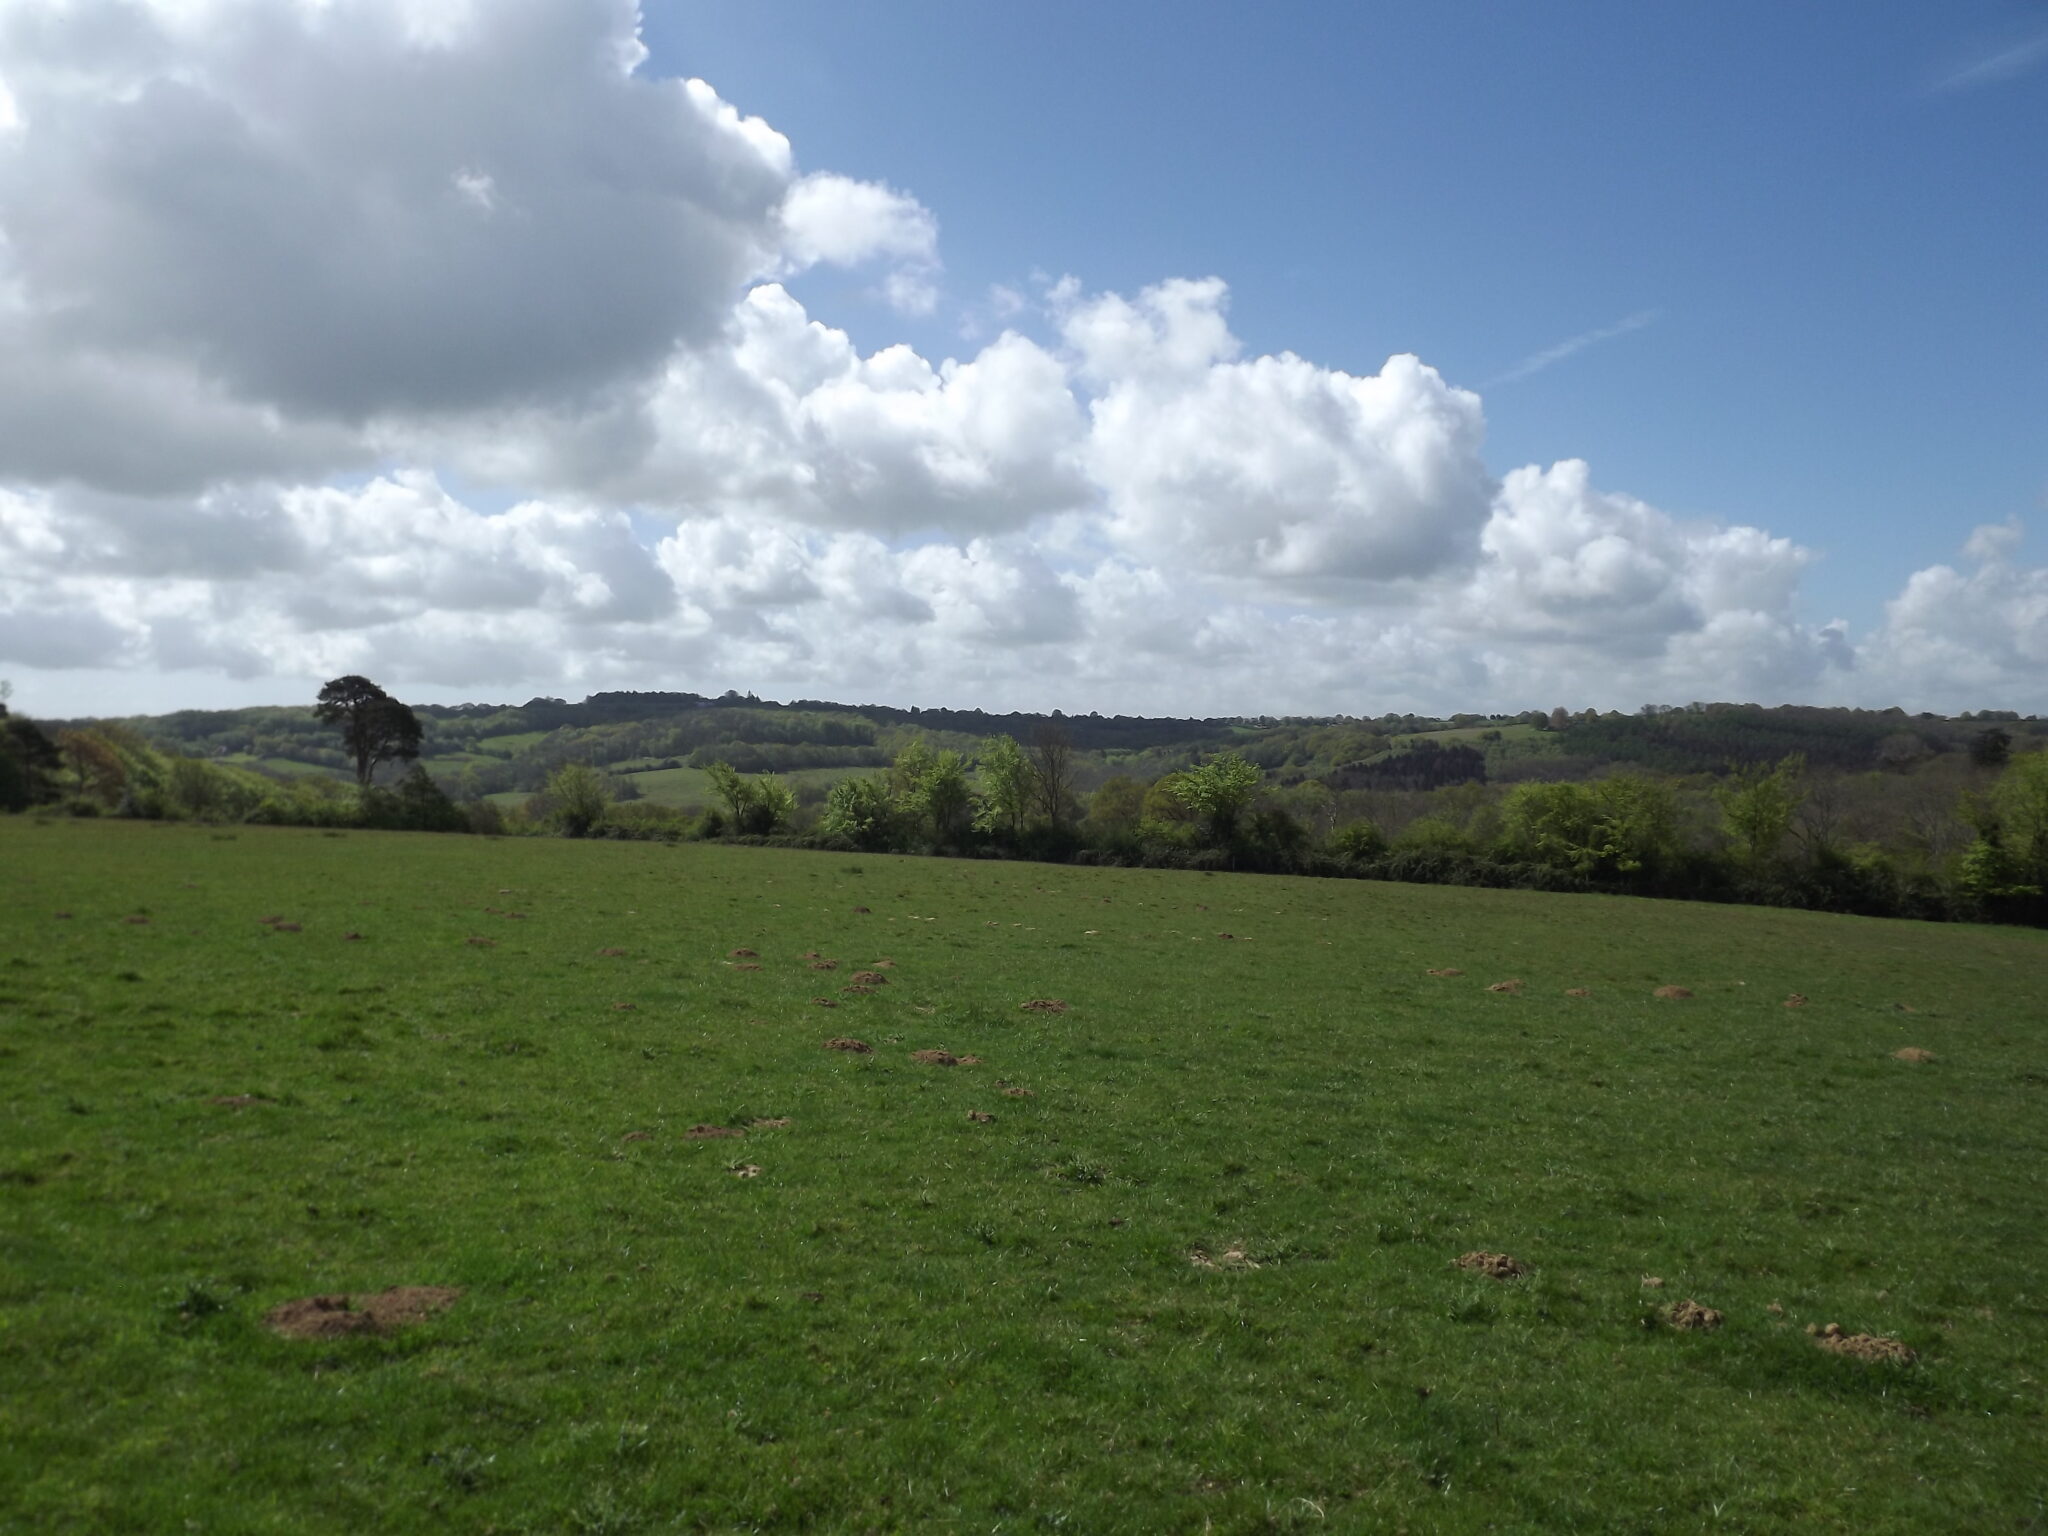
[2,818,2043,1532]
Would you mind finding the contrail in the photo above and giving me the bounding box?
[1934,29,2048,92]
[1486,308,1661,387]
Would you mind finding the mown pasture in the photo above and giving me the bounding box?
[2,818,2044,1533]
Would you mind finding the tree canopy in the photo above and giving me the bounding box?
[315,676,423,787]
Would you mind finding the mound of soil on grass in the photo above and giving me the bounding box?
[869,959,897,969]
[1189,1245,1260,1271]
[1667,1299,1724,1331]
[1894,1047,1937,1063]
[910,1049,960,1065]
[465,936,496,948]
[730,1164,763,1178]
[1021,999,1069,1014]
[1426,968,1463,978]
[265,1286,462,1340]
[1654,986,1693,999]
[967,1110,996,1123]
[1785,993,1809,1008]
[733,963,762,972]
[852,906,871,914]
[620,1131,652,1143]
[1216,932,1235,940]
[1001,1086,1035,1098]
[1564,987,1591,997]
[1486,979,1525,994]
[849,971,890,987]
[611,1002,636,1011]
[684,1124,743,1140]
[1454,1251,1526,1280]
[812,997,839,1008]
[1809,1323,1916,1363]
[342,932,363,942]
[751,1118,791,1130]
[729,948,758,958]
[809,959,839,971]
[1641,1275,1666,1289]
[823,1037,872,1053]
[597,947,627,958]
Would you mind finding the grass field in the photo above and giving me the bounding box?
[2,819,2045,1533]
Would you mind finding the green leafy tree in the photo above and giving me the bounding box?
[821,775,898,850]
[704,760,794,835]
[1970,728,2014,769]
[315,675,423,787]
[1171,751,1264,845]
[974,735,1034,837]
[911,749,975,844]
[0,695,62,811]
[1500,774,1678,878]
[1029,722,1078,827]
[1715,753,1805,863]
[545,762,613,837]
[1085,774,1147,837]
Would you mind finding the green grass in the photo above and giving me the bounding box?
[2,818,2045,1533]
[619,765,866,809]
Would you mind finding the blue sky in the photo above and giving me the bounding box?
[0,0,2042,718]
[663,0,2048,627]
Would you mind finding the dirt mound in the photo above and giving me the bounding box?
[849,971,890,987]
[869,959,897,969]
[852,906,871,914]
[910,1049,960,1065]
[1654,986,1693,1000]
[750,1118,791,1130]
[1809,1323,1916,1363]
[730,1164,763,1178]
[812,997,839,1008]
[1641,1275,1666,1289]
[1486,979,1525,995]
[684,1124,743,1140]
[1667,1299,1724,1331]
[1426,968,1463,978]
[597,947,627,957]
[1894,1047,1936,1063]
[265,1286,462,1340]
[1564,987,1591,998]
[733,963,762,972]
[342,932,363,942]
[1021,999,1068,1014]
[208,1094,271,1109]
[1454,1251,1526,1280]
[612,1002,636,1011]
[823,1037,872,1053]
[1001,1086,1035,1099]
[1784,993,1809,1008]
[1189,1245,1260,1271]
[1216,932,1235,940]
[967,1110,996,1124]
[957,1054,984,1066]
[465,936,496,948]
[728,948,758,958]
[802,950,822,959]
[620,1131,652,1143]
[809,959,839,971]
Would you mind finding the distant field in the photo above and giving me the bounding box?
[475,730,551,753]
[2,819,2044,1532]
[619,763,869,809]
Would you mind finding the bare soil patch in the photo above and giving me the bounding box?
[911,1049,961,1065]
[869,959,896,969]
[597,947,627,958]
[1455,1251,1526,1280]
[1667,1299,1724,1331]
[852,906,871,914]
[265,1286,462,1340]
[465,936,496,948]
[611,1002,636,1011]
[850,971,890,987]
[1654,986,1694,1000]
[1893,1047,1937,1063]
[1189,1245,1260,1271]
[823,1037,872,1053]
[1486,979,1525,995]
[967,1110,996,1123]
[733,963,762,972]
[1021,999,1069,1014]
[809,959,840,971]
[1784,993,1809,1008]
[1564,987,1591,998]
[1641,1275,1666,1289]
[1426,968,1464,978]
[730,1164,763,1178]
[1001,1086,1035,1099]
[750,1118,791,1130]
[729,948,758,958]
[620,1131,652,1143]
[1216,932,1235,940]
[342,932,363,942]
[812,997,839,1008]
[684,1124,743,1140]
[1809,1323,1916,1363]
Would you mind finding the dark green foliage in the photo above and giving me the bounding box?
[313,676,424,787]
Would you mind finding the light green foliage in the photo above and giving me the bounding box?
[1169,750,1264,844]
[1715,754,1805,863]
[1329,818,1388,860]
[910,749,975,843]
[1500,773,1679,876]
[703,760,794,835]
[544,761,613,837]
[1958,750,2048,899]
[973,734,1033,836]
[821,774,896,850]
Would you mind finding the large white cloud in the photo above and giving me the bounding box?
[1,1,2039,719]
